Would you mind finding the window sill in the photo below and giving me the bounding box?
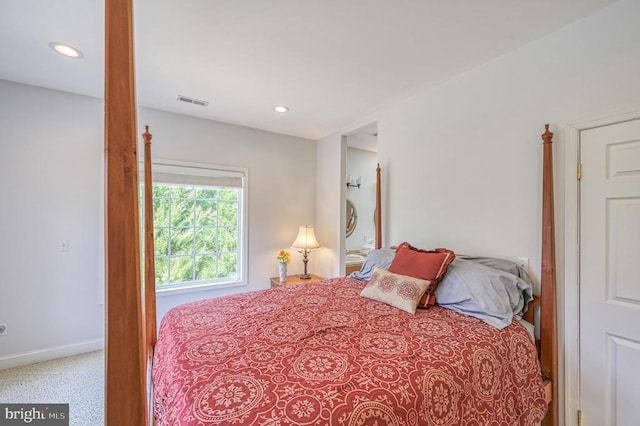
[155,280,247,297]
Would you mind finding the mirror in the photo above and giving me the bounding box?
[346,199,358,237]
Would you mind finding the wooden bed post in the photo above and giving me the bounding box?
[375,163,382,249]
[104,0,147,424]
[143,126,157,353]
[541,124,558,426]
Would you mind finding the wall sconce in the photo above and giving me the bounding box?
[346,175,361,189]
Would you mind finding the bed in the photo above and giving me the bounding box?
[103,3,557,424]
[148,129,557,425]
[151,241,550,424]
[145,144,556,425]
[153,276,547,425]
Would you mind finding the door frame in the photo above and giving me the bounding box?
[563,107,640,425]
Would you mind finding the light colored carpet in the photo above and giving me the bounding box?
[0,350,104,426]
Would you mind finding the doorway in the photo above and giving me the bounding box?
[343,122,378,275]
[577,118,640,425]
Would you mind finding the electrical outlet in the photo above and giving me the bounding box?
[0,322,7,336]
[516,257,529,270]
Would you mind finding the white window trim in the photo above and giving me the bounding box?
[140,158,249,294]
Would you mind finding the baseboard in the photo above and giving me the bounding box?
[0,339,104,370]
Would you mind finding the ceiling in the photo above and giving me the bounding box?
[347,122,378,153]
[0,0,617,140]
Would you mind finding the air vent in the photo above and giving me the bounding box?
[177,95,209,107]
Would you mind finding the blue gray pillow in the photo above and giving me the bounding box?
[459,255,534,287]
[348,248,396,281]
[434,258,533,329]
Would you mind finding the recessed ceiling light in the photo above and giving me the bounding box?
[274,105,289,113]
[49,42,84,59]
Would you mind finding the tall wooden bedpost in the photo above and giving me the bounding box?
[104,0,147,424]
[375,163,382,249]
[541,124,558,426]
[143,126,157,352]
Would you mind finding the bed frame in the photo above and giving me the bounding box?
[103,1,557,424]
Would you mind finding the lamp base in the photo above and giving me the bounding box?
[298,249,312,280]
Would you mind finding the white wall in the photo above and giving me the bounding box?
[314,134,345,279]
[318,0,640,279]
[0,80,316,367]
[315,0,640,422]
[136,107,317,320]
[378,0,639,285]
[345,147,377,250]
[0,80,104,367]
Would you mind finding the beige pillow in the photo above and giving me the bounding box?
[360,267,431,315]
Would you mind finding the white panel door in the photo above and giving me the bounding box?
[580,119,640,426]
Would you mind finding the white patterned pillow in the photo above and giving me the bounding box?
[360,267,431,314]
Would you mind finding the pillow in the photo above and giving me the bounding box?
[459,255,535,287]
[349,248,396,281]
[360,268,431,315]
[388,242,455,283]
[434,258,534,329]
[417,292,436,308]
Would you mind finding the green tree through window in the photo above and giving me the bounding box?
[151,183,241,286]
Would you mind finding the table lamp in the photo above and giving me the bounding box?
[291,225,321,279]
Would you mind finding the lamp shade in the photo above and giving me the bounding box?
[291,225,320,250]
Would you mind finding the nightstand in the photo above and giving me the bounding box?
[345,262,363,276]
[270,274,324,288]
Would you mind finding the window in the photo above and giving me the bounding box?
[143,161,247,291]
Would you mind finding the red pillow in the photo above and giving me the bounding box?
[388,242,455,283]
[418,292,436,308]
[388,243,455,308]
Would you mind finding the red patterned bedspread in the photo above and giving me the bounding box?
[153,277,547,425]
